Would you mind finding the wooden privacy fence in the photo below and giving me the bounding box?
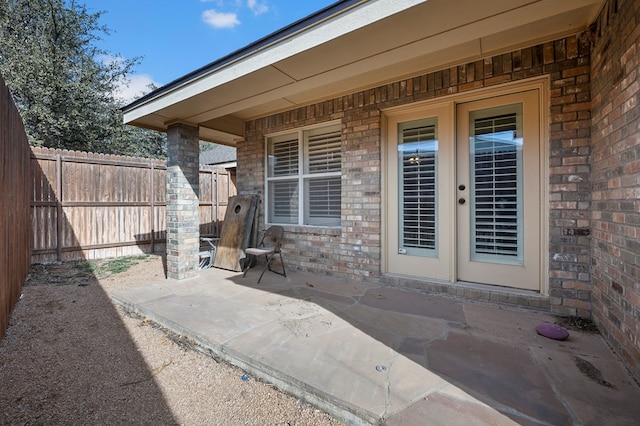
[31,147,236,263]
[1,74,32,340]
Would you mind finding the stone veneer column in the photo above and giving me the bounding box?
[166,122,200,280]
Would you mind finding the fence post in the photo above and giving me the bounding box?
[150,162,155,253]
[55,153,63,261]
[212,169,217,236]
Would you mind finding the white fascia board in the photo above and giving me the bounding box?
[123,0,427,124]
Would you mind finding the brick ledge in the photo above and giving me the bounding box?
[381,273,550,312]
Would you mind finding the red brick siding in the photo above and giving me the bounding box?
[241,33,592,310]
[591,0,640,383]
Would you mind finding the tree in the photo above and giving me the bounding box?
[111,118,168,159]
[0,0,166,158]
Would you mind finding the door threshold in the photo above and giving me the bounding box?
[381,273,549,312]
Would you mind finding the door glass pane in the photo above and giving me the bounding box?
[398,118,438,257]
[469,104,523,264]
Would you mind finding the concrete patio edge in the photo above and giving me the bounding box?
[111,291,378,426]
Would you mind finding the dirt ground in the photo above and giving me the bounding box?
[0,255,344,425]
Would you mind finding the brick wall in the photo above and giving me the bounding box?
[591,0,640,383]
[240,33,592,311]
[166,123,200,279]
[546,37,594,318]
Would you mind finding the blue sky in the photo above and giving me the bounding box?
[81,0,337,101]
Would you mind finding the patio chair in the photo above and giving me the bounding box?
[242,225,286,283]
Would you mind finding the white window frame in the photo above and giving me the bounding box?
[265,122,342,227]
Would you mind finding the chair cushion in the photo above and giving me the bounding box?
[246,248,274,256]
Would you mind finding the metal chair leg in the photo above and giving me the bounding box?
[278,251,286,277]
[259,252,285,283]
[258,253,278,283]
[242,254,255,277]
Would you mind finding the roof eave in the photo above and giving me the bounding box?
[122,0,366,114]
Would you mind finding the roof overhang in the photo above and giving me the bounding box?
[122,0,604,146]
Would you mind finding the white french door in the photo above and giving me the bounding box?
[386,89,542,291]
[456,91,540,290]
[387,104,454,281]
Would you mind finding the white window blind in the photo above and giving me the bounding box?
[304,128,341,226]
[305,177,341,225]
[471,112,522,261]
[306,130,341,173]
[269,180,298,224]
[268,137,298,177]
[398,119,438,256]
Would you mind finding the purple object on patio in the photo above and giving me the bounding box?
[536,323,570,340]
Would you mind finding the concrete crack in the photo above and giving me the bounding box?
[382,351,399,421]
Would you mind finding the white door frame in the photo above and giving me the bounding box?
[381,77,549,294]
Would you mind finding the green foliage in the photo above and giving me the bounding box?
[100,255,148,275]
[73,255,149,278]
[0,0,166,158]
[200,141,215,152]
[72,259,99,276]
[110,118,168,159]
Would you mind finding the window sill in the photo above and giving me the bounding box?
[265,224,341,237]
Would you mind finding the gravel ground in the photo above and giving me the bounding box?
[0,255,344,426]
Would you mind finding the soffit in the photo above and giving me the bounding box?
[123,0,603,145]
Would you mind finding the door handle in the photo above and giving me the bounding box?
[458,198,466,205]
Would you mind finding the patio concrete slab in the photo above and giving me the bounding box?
[111,267,640,425]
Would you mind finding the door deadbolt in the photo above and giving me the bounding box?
[458,184,466,191]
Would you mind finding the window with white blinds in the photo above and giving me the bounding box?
[398,118,438,256]
[266,124,342,227]
[470,109,523,263]
[306,130,341,173]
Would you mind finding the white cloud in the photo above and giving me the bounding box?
[114,74,160,105]
[247,0,268,15]
[96,55,160,104]
[202,9,241,28]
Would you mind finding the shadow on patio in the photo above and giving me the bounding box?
[112,265,640,425]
